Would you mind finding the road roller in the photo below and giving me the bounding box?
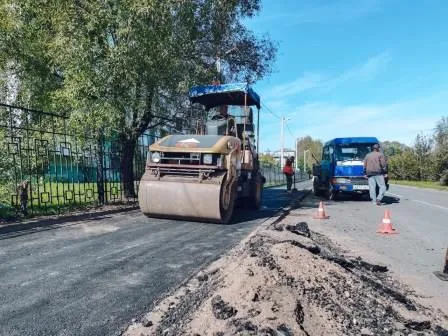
[138,82,265,223]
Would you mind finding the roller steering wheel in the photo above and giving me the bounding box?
[211,113,226,121]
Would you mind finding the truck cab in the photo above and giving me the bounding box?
[312,137,380,200]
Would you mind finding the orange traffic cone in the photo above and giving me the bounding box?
[377,210,398,234]
[434,248,448,281]
[313,201,330,219]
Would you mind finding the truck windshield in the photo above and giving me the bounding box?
[335,144,373,161]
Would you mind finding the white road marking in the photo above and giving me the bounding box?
[412,199,448,212]
[391,183,447,193]
[387,191,448,212]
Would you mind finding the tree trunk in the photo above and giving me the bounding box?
[119,84,155,199]
[96,131,105,205]
[120,137,137,198]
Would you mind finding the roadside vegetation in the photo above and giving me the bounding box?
[0,0,278,219]
[258,119,448,191]
[390,180,448,191]
[0,181,125,220]
[260,136,323,176]
[383,116,448,188]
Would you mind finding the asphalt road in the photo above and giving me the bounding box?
[0,183,308,336]
[306,183,448,313]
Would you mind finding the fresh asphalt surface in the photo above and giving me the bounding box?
[308,183,448,312]
[0,182,309,336]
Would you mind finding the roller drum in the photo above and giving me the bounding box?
[138,176,234,223]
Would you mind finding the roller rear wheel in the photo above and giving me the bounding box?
[247,176,263,210]
[219,181,237,224]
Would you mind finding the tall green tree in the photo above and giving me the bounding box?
[388,150,420,180]
[295,136,323,171]
[0,0,277,197]
[414,133,434,180]
[259,153,276,166]
[381,140,409,157]
[433,116,448,184]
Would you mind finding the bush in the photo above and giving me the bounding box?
[388,151,420,180]
[440,170,448,186]
[0,182,11,205]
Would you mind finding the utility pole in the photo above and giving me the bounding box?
[280,115,291,167]
[280,116,285,167]
[304,149,310,174]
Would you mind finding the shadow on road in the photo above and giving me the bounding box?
[0,187,306,239]
[0,207,138,240]
[381,195,401,204]
[232,187,302,223]
[300,192,400,210]
[335,193,400,205]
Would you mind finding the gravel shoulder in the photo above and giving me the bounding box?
[303,189,448,314]
[124,196,448,336]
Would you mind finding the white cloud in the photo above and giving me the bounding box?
[267,73,326,99]
[264,52,391,100]
[327,52,391,89]
[259,90,448,151]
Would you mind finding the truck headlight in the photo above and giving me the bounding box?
[151,152,161,163]
[203,154,213,165]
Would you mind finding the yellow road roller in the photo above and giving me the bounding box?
[138,82,265,223]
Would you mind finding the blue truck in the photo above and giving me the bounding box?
[312,137,382,200]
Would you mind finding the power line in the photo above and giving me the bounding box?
[286,123,295,138]
[261,102,281,120]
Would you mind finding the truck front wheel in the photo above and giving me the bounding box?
[313,177,323,196]
[326,183,338,201]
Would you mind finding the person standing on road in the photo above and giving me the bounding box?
[283,157,294,193]
[363,144,388,205]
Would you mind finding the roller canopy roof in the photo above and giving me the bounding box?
[189,82,261,110]
[325,137,380,146]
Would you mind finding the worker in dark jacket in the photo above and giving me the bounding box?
[363,144,387,205]
[283,157,294,193]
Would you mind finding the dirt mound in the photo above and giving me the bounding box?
[124,215,448,336]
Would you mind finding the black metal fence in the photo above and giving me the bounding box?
[261,163,286,186]
[0,103,157,219]
[261,163,309,187]
[0,103,309,219]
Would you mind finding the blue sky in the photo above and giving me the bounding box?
[244,0,448,152]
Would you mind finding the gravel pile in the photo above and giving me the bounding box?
[124,215,448,336]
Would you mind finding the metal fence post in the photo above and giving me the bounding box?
[292,170,297,191]
[96,130,105,205]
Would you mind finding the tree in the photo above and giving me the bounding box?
[259,153,276,166]
[0,128,14,205]
[295,136,323,171]
[0,0,277,197]
[382,116,448,183]
[388,150,420,180]
[433,116,448,184]
[413,133,434,181]
[381,141,409,157]
[434,116,448,149]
